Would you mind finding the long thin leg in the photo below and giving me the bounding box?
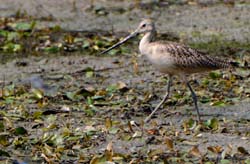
[186,81,201,122]
[144,76,172,123]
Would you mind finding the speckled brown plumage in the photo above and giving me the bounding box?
[150,41,235,73]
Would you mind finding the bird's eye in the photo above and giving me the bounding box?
[141,24,146,28]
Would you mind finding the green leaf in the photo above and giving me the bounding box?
[66,88,94,101]
[237,146,249,155]
[95,40,106,47]
[66,91,76,101]
[11,21,36,31]
[106,85,118,93]
[84,108,96,116]
[0,135,9,146]
[86,71,94,78]
[14,127,28,135]
[82,40,90,49]
[187,118,196,129]
[87,97,94,105]
[209,71,221,79]
[44,46,60,53]
[51,25,61,32]
[33,111,43,119]
[220,159,231,164]
[0,149,10,157]
[2,43,22,52]
[32,89,44,100]
[109,49,120,55]
[4,97,14,104]
[109,127,119,134]
[7,32,19,41]
[90,154,108,164]
[0,122,4,132]
[0,30,8,37]
[210,101,226,107]
[205,118,219,130]
[204,162,214,164]
[245,159,250,164]
[200,96,211,103]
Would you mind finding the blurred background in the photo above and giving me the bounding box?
[1,0,250,56]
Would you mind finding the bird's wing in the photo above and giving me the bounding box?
[162,42,231,70]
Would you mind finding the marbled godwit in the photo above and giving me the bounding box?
[100,19,238,123]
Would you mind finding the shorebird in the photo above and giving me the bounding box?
[100,19,238,123]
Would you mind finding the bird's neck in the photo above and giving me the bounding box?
[142,30,156,43]
[139,30,156,55]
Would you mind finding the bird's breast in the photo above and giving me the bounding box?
[144,52,180,74]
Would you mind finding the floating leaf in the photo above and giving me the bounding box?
[109,49,120,55]
[106,85,118,93]
[117,81,128,92]
[6,32,19,41]
[31,88,44,100]
[3,117,13,129]
[89,142,114,164]
[0,135,9,146]
[10,21,36,31]
[52,25,61,32]
[82,40,90,49]
[148,148,164,158]
[183,118,197,132]
[189,145,202,157]
[237,146,249,155]
[109,128,119,134]
[0,122,4,132]
[147,129,159,135]
[209,71,221,79]
[66,87,95,101]
[64,34,74,44]
[207,145,223,154]
[66,91,76,101]
[106,82,128,93]
[79,88,95,97]
[44,46,60,53]
[245,159,250,164]
[14,127,28,135]
[205,118,219,130]
[220,159,231,164]
[2,43,22,52]
[105,117,112,130]
[132,131,142,138]
[200,96,211,103]
[0,149,10,157]
[0,30,8,37]
[33,111,43,119]
[210,101,226,107]
[41,153,52,164]
[90,155,107,164]
[165,137,174,151]
[86,70,94,78]
[105,142,113,161]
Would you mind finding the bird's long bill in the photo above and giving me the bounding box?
[100,31,138,55]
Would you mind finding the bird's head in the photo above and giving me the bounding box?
[100,19,155,55]
[135,19,155,34]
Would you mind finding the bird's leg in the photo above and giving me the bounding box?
[144,76,172,123]
[186,81,201,122]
